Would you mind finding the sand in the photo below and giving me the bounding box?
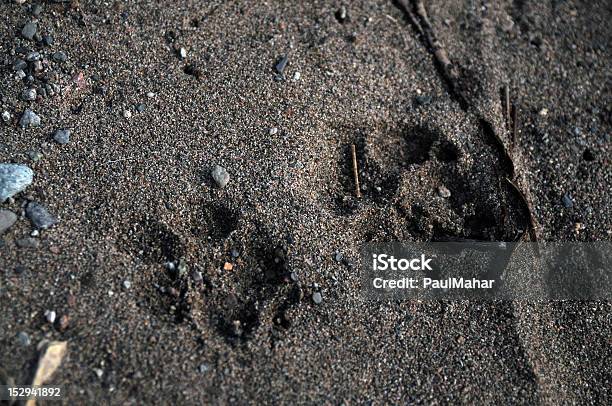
[0,0,610,404]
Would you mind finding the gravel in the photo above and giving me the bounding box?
[25,201,58,229]
[0,163,34,202]
[312,291,322,305]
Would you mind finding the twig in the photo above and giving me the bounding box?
[351,144,362,198]
[506,178,538,242]
[511,102,518,148]
[503,84,510,130]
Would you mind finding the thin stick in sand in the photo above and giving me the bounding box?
[504,84,510,130]
[351,144,362,198]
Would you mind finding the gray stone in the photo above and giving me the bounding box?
[19,109,41,128]
[25,51,40,62]
[312,291,322,304]
[562,193,573,208]
[22,88,37,101]
[16,237,40,249]
[53,129,71,144]
[0,164,34,202]
[13,59,27,71]
[275,55,288,75]
[26,202,57,229]
[17,331,31,346]
[32,4,43,16]
[21,22,37,40]
[211,165,230,188]
[0,210,17,235]
[438,185,451,198]
[52,51,68,62]
[27,150,42,162]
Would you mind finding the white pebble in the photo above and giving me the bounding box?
[44,310,56,324]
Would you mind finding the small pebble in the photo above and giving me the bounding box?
[415,95,433,106]
[136,103,146,113]
[0,210,17,235]
[438,185,451,198]
[44,310,56,324]
[230,248,240,258]
[146,92,155,98]
[53,129,71,144]
[312,291,322,305]
[42,34,54,46]
[562,193,573,208]
[198,363,209,373]
[59,315,70,330]
[21,22,37,40]
[191,271,203,283]
[211,165,230,188]
[1,111,11,122]
[19,109,41,128]
[27,150,43,162]
[52,51,68,62]
[16,237,40,249]
[0,163,34,202]
[123,110,132,118]
[335,6,348,23]
[269,127,278,135]
[275,55,288,75]
[32,60,43,73]
[333,251,343,262]
[25,51,40,62]
[94,368,104,378]
[17,331,31,346]
[292,71,301,81]
[32,4,43,16]
[123,280,132,290]
[13,59,27,71]
[26,201,58,229]
[178,47,187,59]
[21,88,37,101]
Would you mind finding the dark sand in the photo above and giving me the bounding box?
[0,0,610,404]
